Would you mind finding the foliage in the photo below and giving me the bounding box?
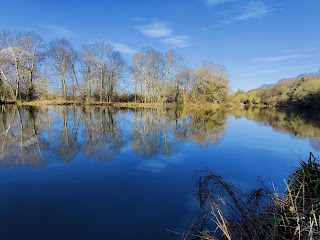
[230,75,320,109]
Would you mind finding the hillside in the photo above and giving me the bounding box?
[231,74,320,108]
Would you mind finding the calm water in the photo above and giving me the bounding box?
[0,105,319,240]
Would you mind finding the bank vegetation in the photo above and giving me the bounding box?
[185,152,320,239]
[230,74,320,109]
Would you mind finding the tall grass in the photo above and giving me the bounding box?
[185,153,320,239]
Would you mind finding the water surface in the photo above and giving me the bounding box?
[0,106,319,239]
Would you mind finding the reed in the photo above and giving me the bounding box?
[185,153,320,239]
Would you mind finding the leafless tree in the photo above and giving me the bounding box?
[80,41,125,102]
[48,38,76,100]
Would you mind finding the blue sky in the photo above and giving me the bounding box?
[1,0,319,91]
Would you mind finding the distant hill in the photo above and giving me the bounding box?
[231,74,320,108]
[257,83,275,89]
[258,73,319,89]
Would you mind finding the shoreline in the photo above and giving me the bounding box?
[2,100,317,110]
[0,100,224,110]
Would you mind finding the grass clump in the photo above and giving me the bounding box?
[184,153,320,240]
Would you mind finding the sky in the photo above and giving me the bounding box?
[1,0,319,91]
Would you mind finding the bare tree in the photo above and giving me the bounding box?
[131,47,164,103]
[106,51,125,102]
[131,47,186,104]
[80,41,125,102]
[48,38,76,100]
[16,31,46,100]
[0,31,24,100]
[0,31,45,101]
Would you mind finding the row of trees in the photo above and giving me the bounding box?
[131,48,230,104]
[0,30,126,102]
[0,29,230,104]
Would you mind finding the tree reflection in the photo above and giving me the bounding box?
[131,108,227,157]
[82,107,124,161]
[53,106,81,162]
[229,107,320,149]
[131,108,178,158]
[187,109,226,145]
[0,106,45,167]
[3,105,320,167]
[0,105,229,166]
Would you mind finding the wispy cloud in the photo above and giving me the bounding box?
[259,69,280,73]
[204,0,236,7]
[39,24,75,37]
[111,42,136,55]
[132,17,146,22]
[161,35,190,48]
[203,0,275,30]
[136,22,172,38]
[135,20,190,48]
[201,27,211,32]
[252,54,309,63]
[285,47,317,54]
[232,1,273,21]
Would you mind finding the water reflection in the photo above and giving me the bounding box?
[0,106,228,166]
[230,107,320,149]
[1,105,319,167]
[0,106,45,167]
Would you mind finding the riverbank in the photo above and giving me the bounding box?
[0,99,223,110]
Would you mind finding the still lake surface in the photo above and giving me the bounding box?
[0,105,319,240]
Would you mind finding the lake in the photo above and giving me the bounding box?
[0,105,319,240]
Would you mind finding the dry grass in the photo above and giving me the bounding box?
[1,99,225,110]
[185,153,320,240]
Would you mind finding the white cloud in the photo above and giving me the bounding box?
[205,0,236,7]
[39,24,75,37]
[111,42,136,55]
[135,20,190,48]
[136,22,172,38]
[161,35,190,48]
[252,54,308,63]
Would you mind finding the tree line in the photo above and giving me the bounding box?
[230,74,320,109]
[0,30,230,104]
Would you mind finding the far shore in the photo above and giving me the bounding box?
[0,100,226,110]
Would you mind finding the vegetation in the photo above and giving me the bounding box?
[230,74,320,109]
[184,153,320,239]
[0,29,230,106]
[1,29,319,109]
